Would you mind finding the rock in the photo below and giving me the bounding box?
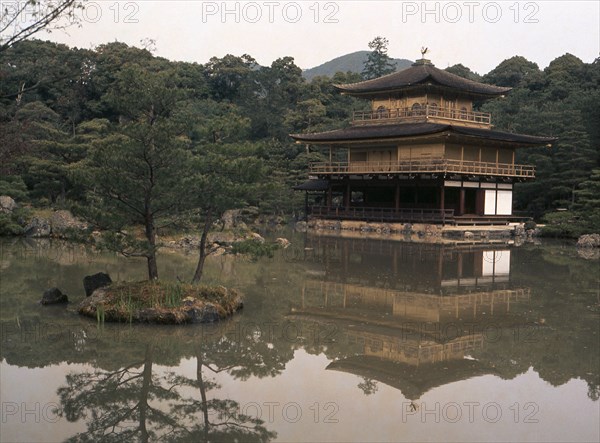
[577,248,600,260]
[577,234,600,248]
[208,231,236,245]
[295,221,308,232]
[250,232,265,243]
[0,196,17,214]
[403,223,413,233]
[197,304,220,322]
[276,237,291,248]
[24,217,51,238]
[41,287,68,305]
[221,208,261,228]
[513,225,525,237]
[175,235,201,249]
[77,287,109,313]
[464,231,474,240]
[221,209,240,230]
[212,247,227,256]
[83,272,112,297]
[49,210,87,236]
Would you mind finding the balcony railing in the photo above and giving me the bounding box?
[309,158,535,178]
[310,206,455,224]
[353,105,492,126]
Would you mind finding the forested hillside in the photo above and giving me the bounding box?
[0,40,598,235]
[302,51,412,81]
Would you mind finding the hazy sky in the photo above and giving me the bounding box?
[39,0,600,74]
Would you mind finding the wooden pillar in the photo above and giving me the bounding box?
[327,185,333,209]
[457,252,463,278]
[440,186,445,211]
[459,188,466,215]
[395,180,400,210]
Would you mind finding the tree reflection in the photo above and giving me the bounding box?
[57,344,180,442]
[357,377,379,396]
[165,346,275,442]
[56,340,277,442]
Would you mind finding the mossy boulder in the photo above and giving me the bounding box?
[40,287,69,305]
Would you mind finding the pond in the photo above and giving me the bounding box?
[0,233,598,442]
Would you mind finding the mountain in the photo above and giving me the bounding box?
[302,51,413,81]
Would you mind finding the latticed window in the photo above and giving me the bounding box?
[376,106,388,119]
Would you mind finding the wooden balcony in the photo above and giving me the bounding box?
[309,158,535,179]
[353,105,492,127]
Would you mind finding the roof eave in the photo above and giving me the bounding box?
[335,83,512,99]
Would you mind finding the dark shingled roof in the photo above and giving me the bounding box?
[293,179,329,191]
[335,59,511,97]
[326,355,493,401]
[290,122,556,146]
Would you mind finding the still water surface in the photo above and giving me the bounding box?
[0,233,598,442]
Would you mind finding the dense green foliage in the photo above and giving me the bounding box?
[478,55,600,235]
[0,39,598,240]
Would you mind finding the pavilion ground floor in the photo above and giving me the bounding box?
[303,177,526,225]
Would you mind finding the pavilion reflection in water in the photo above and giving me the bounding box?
[292,236,532,400]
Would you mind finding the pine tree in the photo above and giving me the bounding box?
[79,66,193,280]
[362,37,396,80]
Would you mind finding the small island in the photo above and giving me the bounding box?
[78,281,243,324]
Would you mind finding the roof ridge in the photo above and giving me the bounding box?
[332,67,410,90]
[334,62,511,96]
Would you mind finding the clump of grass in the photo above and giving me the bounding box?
[96,303,105,324]
[163,282,184,308]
